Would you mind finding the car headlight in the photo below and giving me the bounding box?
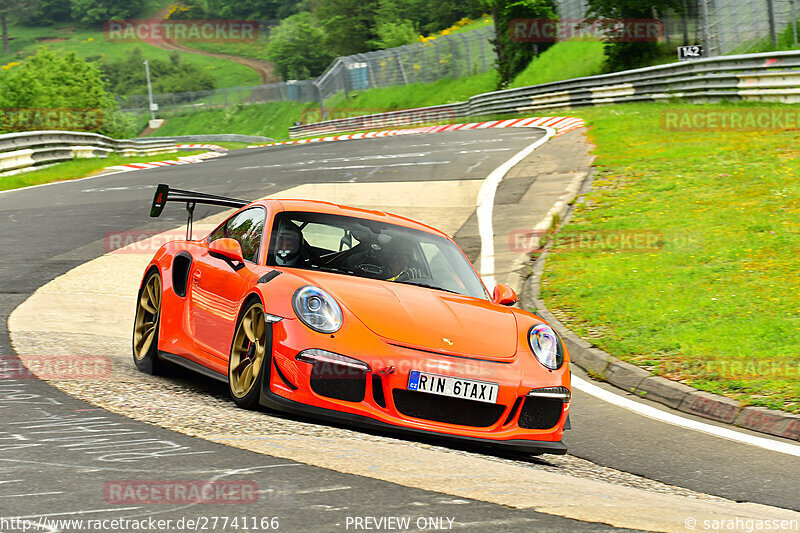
[292,286,343,334]
[528,324,564,370]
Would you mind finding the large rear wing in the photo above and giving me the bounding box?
[150,184,248,218]
[149,184,249,240]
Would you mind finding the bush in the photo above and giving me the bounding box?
[0,47,114,109]
[369,20,418,49]
[70,0,147,25]
[98,48,216,97]
[267,12,335,80]
[0,46,134,137]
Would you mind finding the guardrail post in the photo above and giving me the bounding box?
[480,31,488,72]
[340,61,350,99]
[395,50,408,85]
[434,39,443,78]
[766,0,778,48]
[699,0,712,56]
[458,33,472,75]
[420,47,428,83]
[681,0,689,46]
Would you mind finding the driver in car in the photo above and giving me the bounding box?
[385,248,424,282]
[275,225,303,267]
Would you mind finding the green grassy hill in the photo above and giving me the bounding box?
[0,25,260,89]
[510,39,606,88]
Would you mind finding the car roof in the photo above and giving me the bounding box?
[250,198,450,239]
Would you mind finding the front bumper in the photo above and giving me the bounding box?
[259,382,567,454]
[260,318,570,455]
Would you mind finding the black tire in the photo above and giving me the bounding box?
[133,269,162,375]
[228,297,269,409]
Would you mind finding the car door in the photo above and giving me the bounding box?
[189,207,267,365]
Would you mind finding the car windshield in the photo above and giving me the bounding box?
[267,211,488,299]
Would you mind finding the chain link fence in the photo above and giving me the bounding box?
[554,0,799,56]
[699,0,800,55]
[314,26,495,101]
[117,5,797,114]
[117,26,496,113]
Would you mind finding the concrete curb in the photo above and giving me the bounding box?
[249,116,586,148]
[521,241,800,443]
[101,150,224,173]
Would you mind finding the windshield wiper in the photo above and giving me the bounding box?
[303,263,347,274]
[393,279,460,295]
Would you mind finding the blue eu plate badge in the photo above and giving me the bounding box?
[408,371,421,390]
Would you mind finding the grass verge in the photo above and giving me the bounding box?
[511,39,606,88]
[324,71,499,112]
[0,151,205,192]
[148,101,317,140]
[539,102,799,413]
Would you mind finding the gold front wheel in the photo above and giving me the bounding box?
[229,302,267,406]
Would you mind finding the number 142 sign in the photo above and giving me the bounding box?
[678,45,703,60]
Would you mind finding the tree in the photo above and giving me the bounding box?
[586,0,678,71]
[202,0,304,20]
[314,0,380,56]
[70,0,146,26]
[98,48,216,96]
[0,0,39,55]
[0,47,136,137]
[368,0,417,49]
[403,0,484,35]
[266,12,334,79]
[0,47,115,109]
[484,0,557,88]
[31,0,71,25]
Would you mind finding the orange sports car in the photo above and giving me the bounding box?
[134,185,571,454]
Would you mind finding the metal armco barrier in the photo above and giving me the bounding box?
[143,134,274,143]
[291,103,468,138]
[289,50,800,138]
[0,131,177,175]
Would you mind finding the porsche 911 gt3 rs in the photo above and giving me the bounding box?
[133,185,571,454]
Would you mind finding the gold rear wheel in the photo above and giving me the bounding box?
[133,271,162,374]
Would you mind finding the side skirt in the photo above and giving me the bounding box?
[158,351,228,383]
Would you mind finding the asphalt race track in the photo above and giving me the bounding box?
[1,129,798,531]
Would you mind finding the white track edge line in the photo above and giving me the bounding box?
[572,375,800,457]
[477,126,556,289]
[477,127,800,457]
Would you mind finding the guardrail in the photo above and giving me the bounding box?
[143,134,274,143]
[289,103,468,138]
[0,131,177,176]
[289,50,800,138]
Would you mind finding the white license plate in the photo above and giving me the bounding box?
[407,370,499,404]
